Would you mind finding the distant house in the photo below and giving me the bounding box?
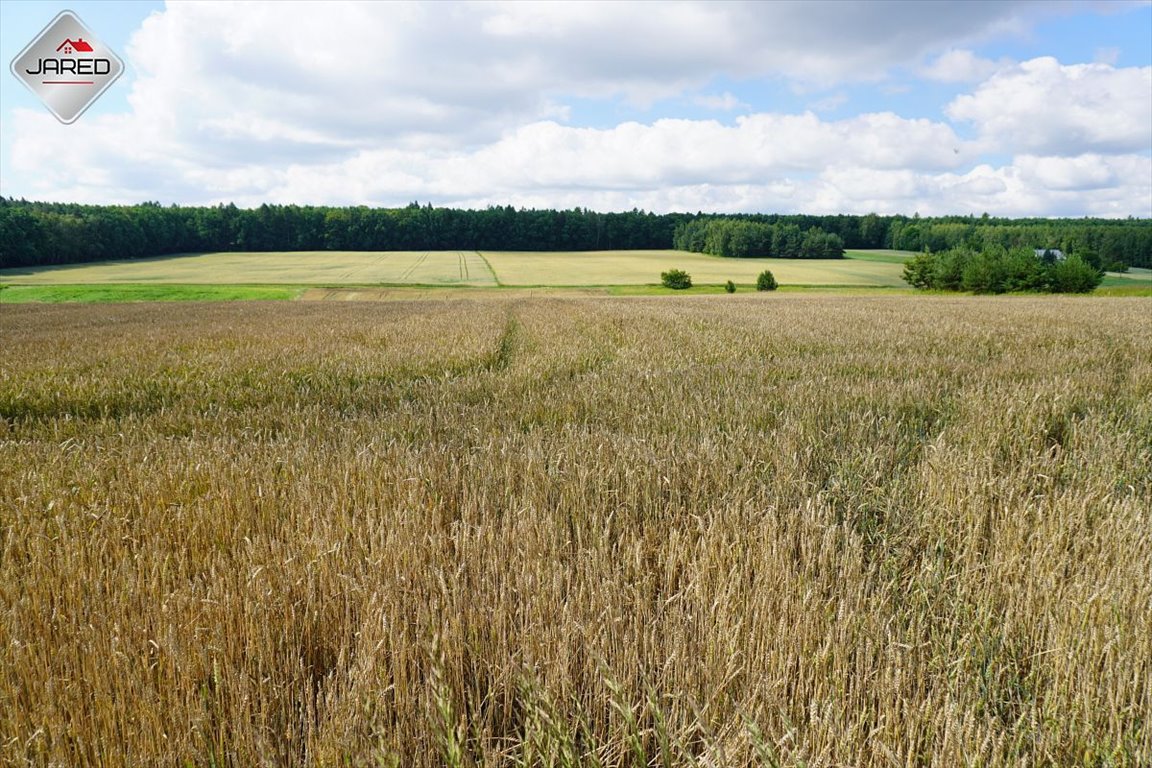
[1035,248,1066,261]
[56,38,94,54]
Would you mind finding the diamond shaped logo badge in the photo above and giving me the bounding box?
[10,10,124,124]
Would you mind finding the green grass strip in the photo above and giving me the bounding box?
[0,284,304,304]
[842,249,917,263]
[1092,283,1152,298]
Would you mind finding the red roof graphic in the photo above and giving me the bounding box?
[57,38,94,54]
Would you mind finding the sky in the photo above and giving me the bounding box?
[1,0,1150,217]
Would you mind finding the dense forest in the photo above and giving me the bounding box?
[902,246,1102,294]
[672,219,845,258]
[1,197,1149,270]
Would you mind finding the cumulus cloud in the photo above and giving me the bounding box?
[947,57,1152,155]
[1014,153,1121,191]
[472,0,1042,88]
[808,155,1151,217]
[99,0,1049,157]
[9,107,973,206]
[10,97,1151,217]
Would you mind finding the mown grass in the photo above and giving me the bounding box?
[1,296,1150,767]
[843,249,916,263]
[1098,269,1152,296]
[1094,283,1152,297]
[0,283,303,303]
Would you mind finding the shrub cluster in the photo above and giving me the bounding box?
[902,246,1102,294]
[756,270,778,291]
[660,268,692,289]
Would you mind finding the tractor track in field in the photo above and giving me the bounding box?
[474,251,501,286]
[398,251,429,282]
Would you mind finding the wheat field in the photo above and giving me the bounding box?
[1,295,1149,767]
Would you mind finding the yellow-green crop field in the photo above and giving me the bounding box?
[2,295,1150,766]
[481,250,908,286]
[0,249,909,289]
[0,250,499,287]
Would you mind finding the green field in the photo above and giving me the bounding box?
[1100,266,1152,285]
[0,249,909,290]
[0,284,303,304]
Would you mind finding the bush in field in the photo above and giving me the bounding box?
[756,270,778,291]
[962,249,1010,294]
[933,247,969,291]
[661,269,692,289]
[1050,253,1103,293]
[725,280,736,294]
[962,246,1051,294]
[1002,247,1051,292]
[901,251,935,290]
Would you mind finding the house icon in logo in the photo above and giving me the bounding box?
[56,38,94,55]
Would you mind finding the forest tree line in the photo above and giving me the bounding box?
[672,219,845,258]
[902,246,1103,294]
[1,197,1149,270]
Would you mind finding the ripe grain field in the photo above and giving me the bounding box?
[0,249,906,289]
[478,251,907,287]
[0,250,499,287]
[1,296,1150,767]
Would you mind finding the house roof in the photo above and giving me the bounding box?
[57,38,94,53]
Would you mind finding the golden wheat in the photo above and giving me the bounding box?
[1,295,1149,767]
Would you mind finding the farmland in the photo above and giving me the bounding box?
[4,250,1147,303]
[481,250,907,287]
[0,250,499,288]
[0,249,909,291]
[2,295,1150,766]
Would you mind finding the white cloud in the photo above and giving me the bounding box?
[10,100,1151,218]
[471,0,1043,87]
[947,57,1152,155]
[922,49,1006,82]
[1013,153,1144,192]
[803,154,1151,217]
[102,0,1067,156]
